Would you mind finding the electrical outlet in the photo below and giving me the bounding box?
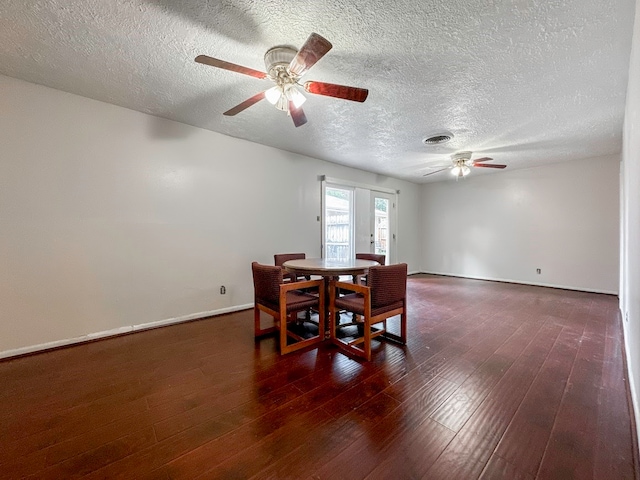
[220,286,226,294]
[536,268,541,274]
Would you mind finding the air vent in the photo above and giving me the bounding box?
[423,132,453,145]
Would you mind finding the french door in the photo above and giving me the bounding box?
[370,192,394,263]
[322,179,396,264]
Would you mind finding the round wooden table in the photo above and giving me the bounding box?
[282,258,379,278]
[283,258,380,336]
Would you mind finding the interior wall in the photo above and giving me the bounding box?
[420,156,620,293]
[0,74,421,357]
[621,0,640,444]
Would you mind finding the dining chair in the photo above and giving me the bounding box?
[329,263,407,361]
[355,253,386,265]
[274,253,310,283]
[354,253,386,284]
[274,252,317,321]
[252,262,325,355]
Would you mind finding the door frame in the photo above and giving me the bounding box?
[320,176,398,263]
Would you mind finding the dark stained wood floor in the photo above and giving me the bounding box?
[0,274,636,479]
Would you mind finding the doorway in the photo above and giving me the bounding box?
[322,178,397,263]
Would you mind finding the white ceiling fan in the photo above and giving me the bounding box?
[423,151,507,178]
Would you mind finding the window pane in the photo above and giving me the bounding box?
[374,197,389,257]
[325,187,352,261]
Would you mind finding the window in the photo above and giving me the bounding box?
[324,186,353,261]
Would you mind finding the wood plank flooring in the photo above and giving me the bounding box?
[0,274,636,479]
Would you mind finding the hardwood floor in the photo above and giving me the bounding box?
[0,274,636,479]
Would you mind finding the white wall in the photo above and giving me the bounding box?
[420,156,620,293]
[621,0,640,445]
[0,74,422,357]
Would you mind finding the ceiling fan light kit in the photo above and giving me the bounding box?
[423,151,508,178]
[195,33,369,127]
[451,164,471,177]
[263,46,306,111]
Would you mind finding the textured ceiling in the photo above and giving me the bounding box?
[0,0,636,183]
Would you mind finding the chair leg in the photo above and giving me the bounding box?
[254,305,260,336]
[280,310,288,353]
[363,318,372,361]
[254,305,277,337]
[317,304,325,342]
[329,282,337,340]
[279,307,326,355]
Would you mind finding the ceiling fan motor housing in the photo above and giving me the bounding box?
[264,46,298,77]
[452,151,473,162]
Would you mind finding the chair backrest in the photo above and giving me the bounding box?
[356,253,386,266]
[367,263,407,308]
[274,253,306,267]
[252,262,283,305]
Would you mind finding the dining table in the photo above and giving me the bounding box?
[282,257,380,336]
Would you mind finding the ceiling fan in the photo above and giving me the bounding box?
[195,33,369,127]
[423,151,507,178]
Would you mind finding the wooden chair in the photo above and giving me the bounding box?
[355,253,386,265]
[274,252,317,320]
[274,253,310,283]
[329,263,407,361]
[346,253,386,319]
[354,253,386,284]
[252,262,325,355]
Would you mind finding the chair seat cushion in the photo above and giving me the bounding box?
[335,293,403,317]
[259,291,318,314]
[285,291,319,312]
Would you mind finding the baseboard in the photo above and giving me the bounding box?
[0,303,253,360]
[418,271,618,295]
[620,307,640,474]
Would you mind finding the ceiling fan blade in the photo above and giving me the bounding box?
[473,163,507,169]
[195,55,267,79]
[304,81,369,102]
[423,167,451,176]
[472,157,493,163]
[289,102,308,127]
[223,91,266,116]
[425,162,453,168]
[288,33,333,76]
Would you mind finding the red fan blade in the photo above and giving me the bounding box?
[473,163,507,169]
[472,157,493,163]
[423,167,451,176]
[195,55,267,79]
[223,91,266,116]
[289,102,308,127]
[304,81,369,102]
[288,33,333,76]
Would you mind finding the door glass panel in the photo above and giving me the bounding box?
[374,197,389,259]
[324,187,353,261]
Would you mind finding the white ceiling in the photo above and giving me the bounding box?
[0,0,636,183]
